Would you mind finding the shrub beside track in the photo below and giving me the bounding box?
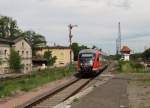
[0,64,76,98]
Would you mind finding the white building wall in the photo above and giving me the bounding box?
[123,54,130,61]
[0,43,10,74]
[36,48,73,66]
[14,39,32,73]
[0,39,32,74]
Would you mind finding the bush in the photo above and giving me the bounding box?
[0,64,76,98]
[142,48,150,61]
[43,50,57,66]
[8,48,23,72]
[118,60,145,73]
[118,61,132,72]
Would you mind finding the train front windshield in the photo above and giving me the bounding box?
[79,53,95,66]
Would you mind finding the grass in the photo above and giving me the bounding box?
[0,64,76,98]
[130,73,150,85]
[73,98,80,103]
[117,60,150,86]
[118,60,150,73]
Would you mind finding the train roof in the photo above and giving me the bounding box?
[79,49,100,54]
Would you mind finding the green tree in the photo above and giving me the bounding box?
[21,30,46,55]
[92,45,96,49]
[0,16,20,38]
[130,53,142,61]
[91,45,101,51]
[71,43,88,61]
[99,48,102,51]
[79,45,88,50]
[142,48,150,61]
[0,16,47,56]
[8,49,22,72]
[71,43,80,61]
[43,50,57,66]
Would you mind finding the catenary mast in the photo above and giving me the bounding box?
[116,22,121,55]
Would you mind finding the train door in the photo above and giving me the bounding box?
[94,53,101,71]
[96,53,99,68]
[99,54,103,69]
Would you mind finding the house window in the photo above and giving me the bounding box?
[18,51,20,54]
[26,51,28,57]
[26,64,28,70]
[22,42,24,47]
[22,51,24,55]
[4,50,7,56]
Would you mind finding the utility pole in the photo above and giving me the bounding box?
[116,38,119,55]
[118,22,121,54]
[116,22,122,55]
[68,24,78,64]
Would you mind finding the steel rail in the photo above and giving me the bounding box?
[17,64,110,108]
[29,78,92,108]
[16,77,80,108]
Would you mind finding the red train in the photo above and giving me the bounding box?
[77,49,108,75]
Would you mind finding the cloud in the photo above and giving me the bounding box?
[123,36,150,53]
[0,0,149,54]
[107,0,132,9]
[122,32,150,40]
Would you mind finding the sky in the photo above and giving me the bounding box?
[0,0,150,54]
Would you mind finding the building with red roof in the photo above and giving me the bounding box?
[120,46,131,61]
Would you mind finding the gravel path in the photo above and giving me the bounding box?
[128,75,150,108]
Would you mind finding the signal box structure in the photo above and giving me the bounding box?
[120,46,131,61]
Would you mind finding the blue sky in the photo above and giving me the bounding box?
[0,0,150,54]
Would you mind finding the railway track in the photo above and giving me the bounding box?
[32,78,92,108]
[16,63,114,108]
[16,77,93,108]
